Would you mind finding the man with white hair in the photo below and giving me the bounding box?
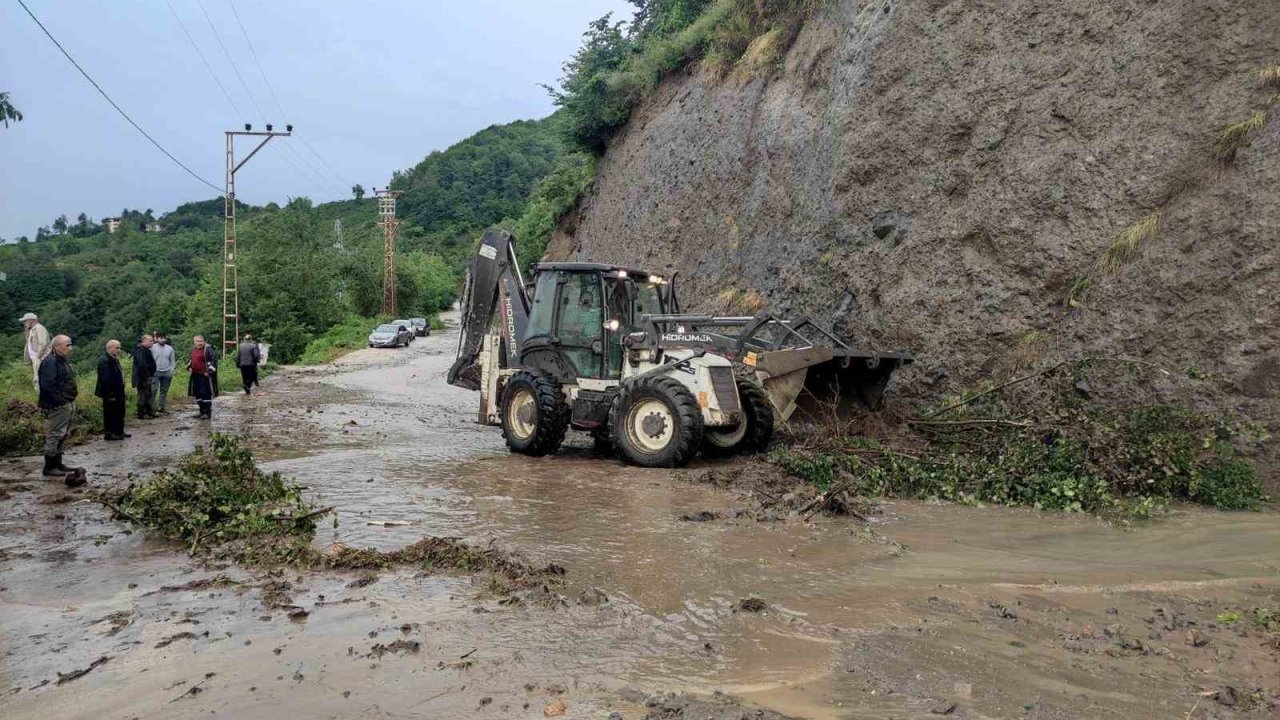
[19,312,50,391]
[95,339,130,441]
[37,334,85,485]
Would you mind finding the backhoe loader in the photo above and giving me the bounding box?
[447,230,912,468]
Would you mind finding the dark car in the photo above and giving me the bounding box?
[368,323,413,348]
[409,318,429,337]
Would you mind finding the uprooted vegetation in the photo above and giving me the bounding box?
[95,434,557,585]
[772,359,1268,518]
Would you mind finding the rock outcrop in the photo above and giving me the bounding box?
[547,0,1280,480]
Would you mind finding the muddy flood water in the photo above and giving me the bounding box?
[2,311,1278,719]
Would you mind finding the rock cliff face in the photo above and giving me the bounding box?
[547,0,1280,475]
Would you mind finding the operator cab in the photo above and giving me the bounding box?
[522,263,671,383]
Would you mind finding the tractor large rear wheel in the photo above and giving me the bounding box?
[704,379,775,457]
[611,375,704,468]
[501,370,568,456]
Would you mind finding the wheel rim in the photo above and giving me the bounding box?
[626,398,674,453]
[507,388,537,440]
[706,419,748,448]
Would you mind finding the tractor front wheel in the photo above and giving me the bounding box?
[612,375,704,468]
[501,370,568,456]
[704,379,775,457]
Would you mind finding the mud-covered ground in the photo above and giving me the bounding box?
[2,314,1278,719]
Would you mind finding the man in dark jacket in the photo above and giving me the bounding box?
[131,334,158,420]
[95,339,130,441]
[37,334,83,484]
[237,333,261,395]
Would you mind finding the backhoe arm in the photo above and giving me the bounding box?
[447,229,529,390]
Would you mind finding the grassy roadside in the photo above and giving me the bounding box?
[0,358,197,456]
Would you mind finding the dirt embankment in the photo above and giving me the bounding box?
[547,0,1280,485]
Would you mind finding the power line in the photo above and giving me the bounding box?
[165,0,245,120]
[180,0,333,194]
[298,134,354,189]
[193,0,267,123]
[224,0,355,191]
[17,0,222,193]
[225,0,286,120]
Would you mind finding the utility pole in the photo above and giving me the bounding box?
[223,123,291,359]
[375,187,402,316]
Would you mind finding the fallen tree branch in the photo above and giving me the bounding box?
[924,361,1068,418]
[923,356,1172,419]
[268,506,334,523]
[908,419,1032,428]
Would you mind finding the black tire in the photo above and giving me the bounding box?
[611,375,704,468]
[591,427,614,456]
[704,379,775,457]
[500,369,568,456]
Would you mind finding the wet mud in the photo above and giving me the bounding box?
[2,312,1278,719]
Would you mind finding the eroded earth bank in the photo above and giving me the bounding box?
[2,316,1278,719]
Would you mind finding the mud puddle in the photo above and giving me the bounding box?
[2,310,1278,719]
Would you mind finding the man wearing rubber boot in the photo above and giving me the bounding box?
[37,334,86,486]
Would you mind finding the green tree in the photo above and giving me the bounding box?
[52,215,69,235]
[352,184,365,200]
[544,15,634,153]
[0,92,22,128]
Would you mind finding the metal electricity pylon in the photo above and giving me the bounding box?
[223,123,290,358]
[375,187,402,316]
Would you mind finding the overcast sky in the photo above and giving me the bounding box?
[0,0,632,240]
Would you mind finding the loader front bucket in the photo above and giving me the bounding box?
[752,348,911,424]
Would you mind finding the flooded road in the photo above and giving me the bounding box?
[2,312,1278,719]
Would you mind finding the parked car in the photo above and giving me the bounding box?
[368,323,413,348]
[391,320,415,343]
[408,318,429,336]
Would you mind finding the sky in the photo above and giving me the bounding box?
[0,0,632,240]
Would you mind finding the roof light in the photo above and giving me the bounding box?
[605,319,621,331]
[676,325,686,333]
[615,270,628,278]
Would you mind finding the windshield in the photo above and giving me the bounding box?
[633,281,663,322]
[392,320,410,327]
[410,318,425,324]
[374,325,399,333]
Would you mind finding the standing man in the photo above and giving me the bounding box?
[20,312,50,392]
[151,332,176,414]
[38,334,84,486]
[237,333,261,395]
[95,339,130,441]
[131,334,159,420]
[187,335,218,420]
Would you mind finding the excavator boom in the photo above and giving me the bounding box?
[446,229,529,390]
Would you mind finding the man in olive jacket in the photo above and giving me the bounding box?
[131,334,159,420]
[95,339,130,441]
[37,334,80,481]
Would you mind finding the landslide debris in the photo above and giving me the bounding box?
[771,359,1267,518]
[94,434,561,587]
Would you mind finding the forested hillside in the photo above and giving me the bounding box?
[0,196,449,369]
[0,109,595,375]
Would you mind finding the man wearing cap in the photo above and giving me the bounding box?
[20,312,50,392]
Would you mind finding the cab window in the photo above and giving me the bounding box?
[555,272,603,377]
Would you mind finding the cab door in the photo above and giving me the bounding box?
[552,271,605,379]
